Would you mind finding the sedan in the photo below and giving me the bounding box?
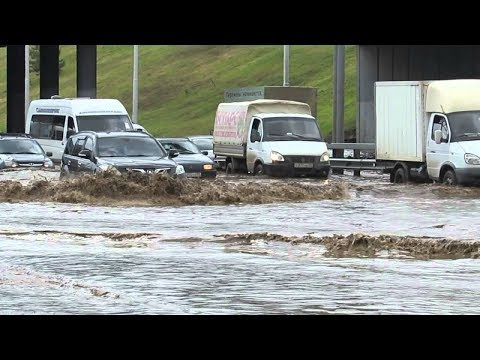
[157,137,217,178]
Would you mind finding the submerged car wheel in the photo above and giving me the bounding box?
[253,162,264,176]
[443,170,457,185]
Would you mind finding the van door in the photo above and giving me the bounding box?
[246,117,264,173]
[29,114,67,162]
[426,113,451,180]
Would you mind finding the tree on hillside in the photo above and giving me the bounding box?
[29,45,65,75]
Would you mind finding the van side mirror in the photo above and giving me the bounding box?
[251,132,261,143]
[46,152,53,157]
[168,149,179,158]
[434,130,443,144]
[201,150,209,156]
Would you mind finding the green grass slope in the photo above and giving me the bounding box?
[0,45,356,138]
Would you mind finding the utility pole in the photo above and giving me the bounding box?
[25,45,30,120]
[283,45,290,86]
[132,45,139,123]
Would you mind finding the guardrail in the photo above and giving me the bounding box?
[327,143,383,175]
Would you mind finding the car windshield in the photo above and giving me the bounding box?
[262,117,322,141]
[159,140,200,154]
[97,136,166,157]
[0,139,44,154]
[76,115,134,132]
[448,111,480,142]
[190,138,213,151]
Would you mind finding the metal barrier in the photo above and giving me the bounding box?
[327,143,383,175]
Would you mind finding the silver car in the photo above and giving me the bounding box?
[188,135,226,170]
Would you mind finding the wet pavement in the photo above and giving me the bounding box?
[1,169,480,314]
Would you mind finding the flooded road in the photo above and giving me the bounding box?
[1,170,480,314]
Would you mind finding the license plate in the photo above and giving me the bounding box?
[294,163,314,168]
[187,172,202,178]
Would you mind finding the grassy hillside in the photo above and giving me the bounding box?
[0,45,357,138]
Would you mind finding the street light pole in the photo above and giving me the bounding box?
[283,45,290,87]
[132,45,139,124]
[25,45,30,120]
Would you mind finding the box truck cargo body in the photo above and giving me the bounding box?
[375,80,480,185]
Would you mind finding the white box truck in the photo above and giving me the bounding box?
[25,97,135,162]
[213,99,330,177]
[376,79,480,185]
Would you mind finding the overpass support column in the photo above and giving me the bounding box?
[332,45,345,175]
[7,45,26,133]
[77,45,97,98]
[40,45,59,99]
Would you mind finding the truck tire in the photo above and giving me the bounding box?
[393,166,409,184]
[443,170,457,185]
[225,162,234,175]
[253,162,264,176]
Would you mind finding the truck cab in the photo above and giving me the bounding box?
[246,113,330,177]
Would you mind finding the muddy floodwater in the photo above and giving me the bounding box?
[1,169,480,314]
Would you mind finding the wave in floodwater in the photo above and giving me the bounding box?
[2,228,480,260]
[0,172,350,206]
[214,232,480,259]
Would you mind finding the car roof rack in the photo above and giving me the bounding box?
[0,133,32,138]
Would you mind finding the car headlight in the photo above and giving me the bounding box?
[203,164,213,170]
[43,159,54,168]
[98,164,121,174]
[320,152,330,162]
[175,165,185,175]
[3,157,17,168]
[465,153,480,165]
[271,151,284,162]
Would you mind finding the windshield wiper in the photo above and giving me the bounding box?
[180,150,197,154]
[457,133,480,140]
[15,152,41,155]
[286,133,322,141]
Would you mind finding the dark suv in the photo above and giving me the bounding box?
[0,133,55,170]
[60,131,186,178]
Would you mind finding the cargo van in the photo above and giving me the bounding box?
[213,99,330,177]
[25,97,134,162]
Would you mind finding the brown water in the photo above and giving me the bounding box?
[1,170,480,314]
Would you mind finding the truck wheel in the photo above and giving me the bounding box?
[393,166,409,184]
[443,170,457,185]
[253,163,264,176]
[225,162,234,175]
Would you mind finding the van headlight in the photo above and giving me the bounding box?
[465,153,480,165]
[271,151,284,162]
[175,165,185,175]
[320,152,330,162]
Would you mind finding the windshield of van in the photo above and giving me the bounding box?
[448,111,480,142]
[262,117,322,142]
[97,136,166,157]
[76,115,133,132]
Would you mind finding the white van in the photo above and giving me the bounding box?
[25,97,134,162]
